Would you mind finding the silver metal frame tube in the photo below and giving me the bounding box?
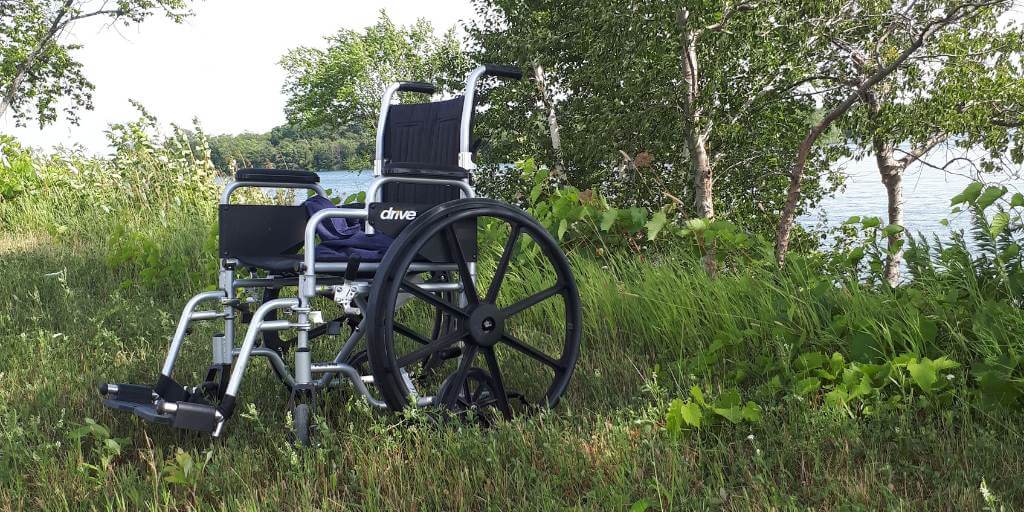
[223,298,298,398]
[160,290,226,376]
[374,82,403,175]
[310,364,387,409]
[459,65,489,169]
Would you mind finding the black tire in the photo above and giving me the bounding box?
[365,198,582,415]
[293,403,310,446]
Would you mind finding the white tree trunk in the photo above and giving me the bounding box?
[532,63,563,175]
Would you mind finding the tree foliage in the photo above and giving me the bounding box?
[466,0,843,235]
[280,10,470,135]
[0,0,192,127]
[205,123,371,172]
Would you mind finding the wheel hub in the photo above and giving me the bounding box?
[467,303,504,347]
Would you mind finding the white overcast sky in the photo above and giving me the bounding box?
[1,0,475,154]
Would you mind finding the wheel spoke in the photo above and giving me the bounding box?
[501,333,564,370]
[485,223,522,304]
[394,322,432,346]
[445,225,478,304]
[438,344,479,406]
[396,329,468,368]
[482,346,512,419]
[502,284,564,317]
[400,279,469,318]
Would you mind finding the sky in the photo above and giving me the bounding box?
[1,0,475,154]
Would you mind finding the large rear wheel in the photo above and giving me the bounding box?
[365,199,582,418]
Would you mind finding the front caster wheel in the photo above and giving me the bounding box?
[366,199,582,417]
[292,403,310,446]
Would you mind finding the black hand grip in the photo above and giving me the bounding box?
[483,64,523,80]
[397,81,436,94]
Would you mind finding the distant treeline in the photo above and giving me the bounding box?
[207,123,371,172]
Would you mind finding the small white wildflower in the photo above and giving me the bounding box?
[755,448,762,457]
[946,374,955,381]
[746,434,755,441]
[980,479,995,502]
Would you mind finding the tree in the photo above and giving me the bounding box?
[844,11,1024,285]
[773,0,1015,266]
[280,10,471,145]
[0,0,191,127]
[468,0,840,250]
[206,122,371,172]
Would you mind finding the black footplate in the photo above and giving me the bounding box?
[101,398,173,425]
[168,402,221,433]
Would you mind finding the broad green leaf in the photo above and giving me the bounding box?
[645,211,668,241]
[794,352,827,371]
[1012,193,1024,208]
[600,209,618,231]
[794,377,821,396]
[951,182,984,206]
[665,399,684,434]
[529,182,544,204]
[629,500,651,512]
[825,386,849,407]
[689,385,707,407]
[907,359,937,392]
[882,224,905,237]
[977,185,1007,210]
[990,211,1010,238]
[680,401,703,428]
[685,217,708,232]
[847,246,865,265]
[666,399,702,432]
[716,388,742,408]
[741,401,762,423]
[557,219,568,240]
[712,405,744,424]
[861,217,881,229]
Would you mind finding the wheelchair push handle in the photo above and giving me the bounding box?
[397,81,436,94]
[482,64,523,80]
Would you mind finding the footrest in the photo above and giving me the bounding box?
[167,401,222,433]
[98,383,155,404]
[101,398,173,425]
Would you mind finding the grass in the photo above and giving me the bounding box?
[1,204,1023,511]
[1,130,1023,510]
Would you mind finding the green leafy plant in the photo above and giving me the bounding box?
[68,418,126,487]
[665,386,762,435]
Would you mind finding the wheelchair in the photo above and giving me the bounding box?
[98,65,583,443]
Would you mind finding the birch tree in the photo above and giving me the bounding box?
[0,0,191,127]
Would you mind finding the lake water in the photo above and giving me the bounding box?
[317,162,1024,245]
[800,157,1024,245]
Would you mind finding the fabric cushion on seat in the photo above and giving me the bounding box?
[236,168,320,184]
[383,162,469,180]
[303,196,393,262]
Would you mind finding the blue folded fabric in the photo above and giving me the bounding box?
[303,196,393,262]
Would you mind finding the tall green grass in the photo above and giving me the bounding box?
[1,121,1023,509]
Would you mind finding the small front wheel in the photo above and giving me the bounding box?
[292,403,310,446]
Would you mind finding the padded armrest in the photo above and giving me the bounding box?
[236,168,320,184]
[383,162,469,180]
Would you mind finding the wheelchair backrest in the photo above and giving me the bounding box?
[378,96,466,206]
[382,97,463,169]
